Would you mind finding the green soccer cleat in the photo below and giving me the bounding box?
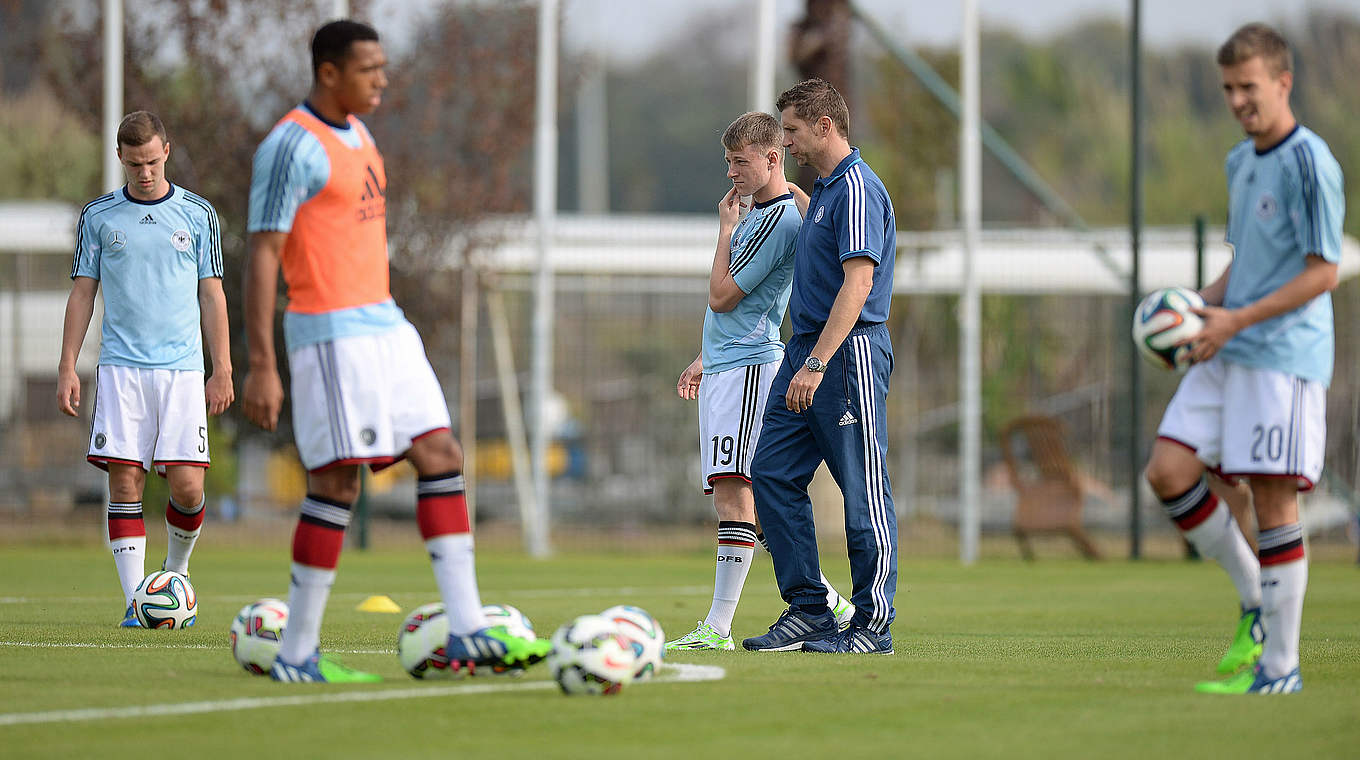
[270,651,383,683]
[1217,606,1264,674]
[1196,664,1302,695]
[831,594,857,632]
[665,621,735,651]
[448,625,552,674]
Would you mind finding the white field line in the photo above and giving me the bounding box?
[0,663,725,727]
[0,640,393,654]
[0,585,712,605]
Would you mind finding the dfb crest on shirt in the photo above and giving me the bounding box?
[171,230,192,252]
[1255,192,1278,221]
[813,205,825,223]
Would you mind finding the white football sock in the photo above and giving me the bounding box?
[426,533,488,636]
[110,536,146,606]
[278,563,335,666]
[704,523,757,637]
[1258,523,1307,678]
[163,496,205,575]
[1184,502,1262,610]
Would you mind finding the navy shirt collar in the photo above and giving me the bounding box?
[302,101,352,130]
[753,192,793,210]
[815,147,863,187]
[122,182,176,206]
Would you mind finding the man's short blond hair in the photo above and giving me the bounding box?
[116,111,168,149]
[722,111,781,152]
[1217,23,1293,77]
[775,78,850,139]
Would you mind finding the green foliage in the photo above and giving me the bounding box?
[0,87,100,203]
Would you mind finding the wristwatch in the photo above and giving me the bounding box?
[804,356,826,373]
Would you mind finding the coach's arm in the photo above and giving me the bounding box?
[241,231,287,431]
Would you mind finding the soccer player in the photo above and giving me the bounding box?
[57,111,232,627]
[241,20,549,683]
[743,79,898,654]
[666,112,855,652]
[1144,24,1343,695]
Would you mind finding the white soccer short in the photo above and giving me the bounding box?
[1157,355,1326,490]
[697,359,779,493]
[288,322,451,473]
[87,365,209,472]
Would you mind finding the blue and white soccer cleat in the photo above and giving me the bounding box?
[446,625,552,674]
[269,650,382,684]
[803,624,894,654]
[118,604,141,628]
[740,607,837,652]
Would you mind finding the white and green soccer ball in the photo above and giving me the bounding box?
[1132,286,1205,372]
[482,603,536,640]
[131,570,197,629]
[600,604,664,681]
[397,602,455,679]
[228,598,288,675]
[548,614,639,696]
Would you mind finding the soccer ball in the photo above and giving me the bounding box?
[1132,286,1205,371]
[397,602,456,679]
[229,598,289,675]
[131,570,197,629]
[600,604,664,681]
[482,603,536,640]
[548,614,639,696]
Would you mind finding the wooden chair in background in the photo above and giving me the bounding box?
[999,415,1102,560]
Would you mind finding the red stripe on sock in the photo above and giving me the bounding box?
[108,516,145,540]
[717,539,756,548]
[165,501,205,532]
[1173,493,1219,530]
[1259,543,1306,567]
[292,520,346,569]
[417,492,470,539]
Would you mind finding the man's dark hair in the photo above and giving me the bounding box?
[311,20,380,79]
[776,78,850,139]
[116,111,167,149]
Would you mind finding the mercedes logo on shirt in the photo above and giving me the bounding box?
[106,230,126,251]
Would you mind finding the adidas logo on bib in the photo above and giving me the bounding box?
[838,411,858,427]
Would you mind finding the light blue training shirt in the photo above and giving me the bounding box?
[1220,125,1345,386]
[246,102,404,350]
[701,193,800,375]
[71,184,222,370]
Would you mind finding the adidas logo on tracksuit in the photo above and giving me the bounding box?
[838,411,858,427]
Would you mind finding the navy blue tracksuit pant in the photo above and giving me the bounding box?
[753,323,897,633]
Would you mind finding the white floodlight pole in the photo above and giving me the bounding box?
[332,0,348,18]
[527,0,558,558]
[102,0,123,193]
[959,0,982,564]
[750,0,776,112]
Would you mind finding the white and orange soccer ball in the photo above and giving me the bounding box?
[1133,286,1205,372]
[229,598,289,675]
[131,570,197,629]
[600,604,664,681]
[548,614,639,696]
[397,602,455,679]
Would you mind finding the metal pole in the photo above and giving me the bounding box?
[958,0,981,565]
[751,0,776,112]
[1194,215,1207,290]
[331,0,348,19]
[1128,0,1144,559]
[527,0,558,558]
[460,265,479,523]
[102,0,123,193]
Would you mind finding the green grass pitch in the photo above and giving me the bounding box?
[2,541,1358,758]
